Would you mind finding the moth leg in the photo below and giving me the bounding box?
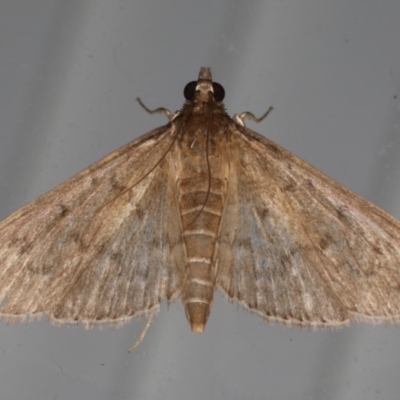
[136,98,174,120]
[233,106,273,127]
[128,312,155,352]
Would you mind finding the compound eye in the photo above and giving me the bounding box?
[212,82,225,102]
[183,81,197,100]
[183,80,226,102]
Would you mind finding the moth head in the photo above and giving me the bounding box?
[184,67,225,103]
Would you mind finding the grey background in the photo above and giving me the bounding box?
[0,1,400,399]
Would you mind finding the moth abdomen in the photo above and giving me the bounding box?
[178,177,227,332]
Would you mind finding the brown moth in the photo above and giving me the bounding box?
[1,67,400,350]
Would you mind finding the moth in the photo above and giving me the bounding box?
[1,67,400,350]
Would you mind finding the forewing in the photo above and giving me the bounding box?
[0,126,185,325]
[217,126,400,327]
